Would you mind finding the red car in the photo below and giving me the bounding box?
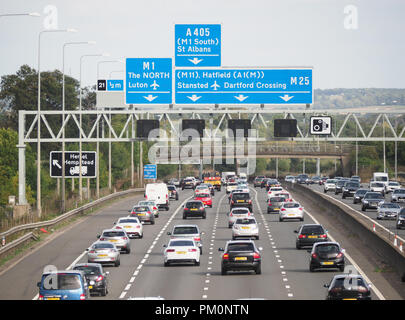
[194,193,212,208]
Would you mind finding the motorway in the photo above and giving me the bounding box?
[0,185,387,300]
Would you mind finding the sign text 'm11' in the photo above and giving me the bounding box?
[175,68,313,104]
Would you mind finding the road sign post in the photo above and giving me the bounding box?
[175,24,221,67]
[175,68,313,104]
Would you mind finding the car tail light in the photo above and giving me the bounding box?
[166,249,175,252]
[248,200,252,204]
[231,200,234,204]
[80,294,86,300]
[96,275,104,282]
[199,207,204,210]
[109,249,115,253]
[115,226,122,229]
[319,234,327,238]
[311,253,317,259]
[188,249,197,252]
[330,287,342,293]
[166,194,168,200]
[122,237,128,240]
[99,238,105,241]
[38,295,44,300]
[89,250,95,254]
[153,207,157,210]
[184,207,189,210]
[253,252,261,259]
[131,211,135,215]
[336,252,343,259]
[281,208,286,211]
[268,202,272,206]
[298,234,306,239]
[145,195,147,199]
[299,207,303,210]
[222,253,229,260]
[194,237,201,242]
[229,212,233,217]
[147,211,151,215]
[136,225,141,229]
[357,286,368,293]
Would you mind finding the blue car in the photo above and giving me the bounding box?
[37,270,89,300]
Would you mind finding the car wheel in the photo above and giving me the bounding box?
[342,195,346,199]
[115,259,120,267]
[203,214,206,219]
[228,224,232,228]
[221,268,227,275]
[256,236,259,240]
[183,215,187,219]
[151,220,155,225]
[324,189,327,193]
[126,248,131,254]
[164,261,169,267]
[361,206,366,211]
[279,218,283,222]
[101,286,107,297]
[300,218,304,221]
[296,243,301,250]
[139,233,143,239]
[309,265,315,272]
[255,265,261,275]
[195,260,200,266]
[339,265,345,272]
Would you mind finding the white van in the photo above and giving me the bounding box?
[372,172,389,187]
[145,183,169,211]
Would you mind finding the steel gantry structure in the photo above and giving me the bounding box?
[17,106,405,211]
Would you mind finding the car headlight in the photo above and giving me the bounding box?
[363,200,369,204]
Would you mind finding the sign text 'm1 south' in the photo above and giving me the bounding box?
[175,68,313,104]
[125,58,172,104]
[175,24,221,67]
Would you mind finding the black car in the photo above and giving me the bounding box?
[295,224,328,249]
[361,192,384,211]
[219,240,262,275]
[260,178,269,189]
[267,196,285,214]
[230,192,253,212]
[182,178,195,190]
[183,200,206,219]
[296,174,309,184]
[72,263,109,296]
[353,189,369,204]
[265,179,280,191]
[324,274,371,300]
[396,209,405,229]
[334,179,349,194]
[167,184,179,200]
[342,181,360,199]
[309,242,345,272]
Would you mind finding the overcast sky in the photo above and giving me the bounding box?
[0,0,404,89]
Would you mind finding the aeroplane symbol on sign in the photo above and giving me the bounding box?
[150,80,160,90]
[210,81,220,90]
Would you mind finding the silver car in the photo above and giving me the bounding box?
[377,202,401,220]
[232,217,260,240]
[87,241,121,267]
[228,207,253,228]
[279,202,304,222]
[138,201,159,218]
[167,224,205,254]
[391,189,405,202]
[97,229,131,254]
[323,179,337,193]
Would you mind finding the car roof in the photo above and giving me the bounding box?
[169,237,196,243]
[73,263,102,268]
[42,269,85,276]
[313,241,340,248]
[102,228,127,233]
[173,224,199,228]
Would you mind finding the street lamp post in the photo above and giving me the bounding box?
[61,41,95,212]
[37,28,77,217]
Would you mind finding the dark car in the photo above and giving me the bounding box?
[183,200,206,219]
[324,274,372,300]
[342,181,361,199]
[130,205,155,225]
[353,189,369,204]
[361,192,384,211]
[295,224,328,249]
[396,208,405,229]
[260,178,269,189]
[182,178,195,190]
[167,184,179,200]
[267,196,285,214]
[309,242,345,272]
[219,240,262,275]
[265,179,280,191]
[253,177,264,188]
[310,176,321,184]
[230,192,253,212]
[296,174,309,184]
[334,179,349,195]
[72,263,109,297]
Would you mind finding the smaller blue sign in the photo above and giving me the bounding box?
[144,164,157,179]
[107,80,123,91]
[175,24,221,67]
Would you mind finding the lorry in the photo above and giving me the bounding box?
[202,171,221,191]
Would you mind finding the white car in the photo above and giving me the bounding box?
[237,183,249,192]
[385,181,401,193]
[323,179,337,193]
[370,182,385,194]
[227,207,253,228]
[279,202,304,222]
[267,187,284,199]
[232,217,259,240]
[113,216,143,238]
[226,182,238,194]
[138,200,159,217]
[163,238,200,266]
[195,185,210,195]
[285,176,296,183]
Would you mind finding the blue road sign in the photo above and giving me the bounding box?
[125,58,172,104]
[175,68,313,104]
[144,164,157,179]
[175,24,221,67]
[107,79,123,91]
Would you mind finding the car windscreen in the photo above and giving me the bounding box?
[371,182,384,187]
[118,219,139,224]
[93,243,114,249]
[185,201,203,208]
[167,186,175,190]
[196,194,210,198]
[345,182,360,188]
[270,197,285,202]
[227,243,255,252]
[228,183,237,186]
[355,189,368,195]
[73,266,100,275]
[41,274,82,290]
[283,203,300,208]
[173,227,198,235]
[233,193,250,200]
[332,277,366,289]
[235,219,256,225]
[270,188,283,192]
[169,240,194,247]
[375,176,388,182]
[231,209,250,215]
[364,193,384,199]
[326,179,336,183]
[389,182,400,186]
[337,180,346,186]
[393,189,405,194]
[380,203,400,209]
[301,225,324,235]
[133,206,149,212]
[102,231,125,237]
[315,244,339,254]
